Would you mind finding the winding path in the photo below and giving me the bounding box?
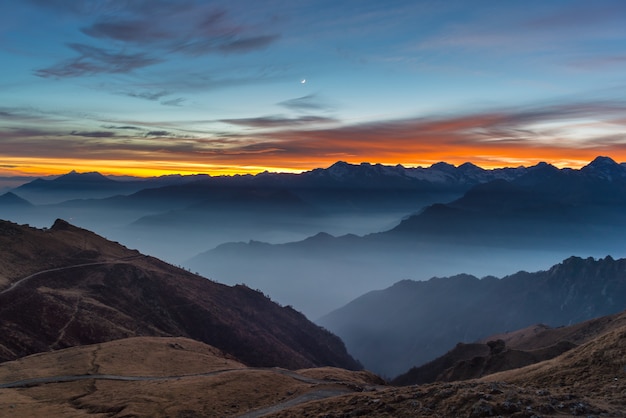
[0,367,363,417]
[0,257,367,416]
[0,255,145,295]
[0,367,335,389]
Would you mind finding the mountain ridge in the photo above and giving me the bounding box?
[318,255,626,377]
[0,219,360,371]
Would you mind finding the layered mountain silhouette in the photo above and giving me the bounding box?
[0,192,33,208]
[0,219,360,371]
[10,170,205,205]
[390,156,626,246]
[318,255,626,377]
[188,156,626,317]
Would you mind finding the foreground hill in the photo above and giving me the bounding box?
[265,316,626,417]
[0,219,360,371]
[0,337,382,417]
[393,308,626,386]
[2,318,623,417]
[318,255,626,377]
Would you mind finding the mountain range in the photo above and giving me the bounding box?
[318,255,626,377]
[3,156,626,318]
[187,156,626,317]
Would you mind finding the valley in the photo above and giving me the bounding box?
[1,157,626,416]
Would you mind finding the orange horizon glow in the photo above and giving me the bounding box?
[1,149,625,178]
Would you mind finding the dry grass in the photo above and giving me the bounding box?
[0,337,379,417]
[297,367,385,386]
[266,324,626,417]
[0,337,245,383]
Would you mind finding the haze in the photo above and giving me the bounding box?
[2,0,626,372]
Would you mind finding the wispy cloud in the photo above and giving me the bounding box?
[35,2,279,79]
[36,43,161,78]
[102,125,142,130]
[121,90,170,101]
[70,130,116,138]
[3,96,626,172]
[145,130,171,137]
[277,94,335,112]
[161,98,185,107]
[220,115,337,128]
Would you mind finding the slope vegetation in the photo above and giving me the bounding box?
[0,337,381,417]
[0,219,360,371]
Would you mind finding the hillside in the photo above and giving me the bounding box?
[318,255,626,377]
[0,337,382,417]
[3,316,623,417]
[0,219,360,371]
[394,282,626,386]
[264,312,626,417]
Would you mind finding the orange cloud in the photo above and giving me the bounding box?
[2,101,626,176]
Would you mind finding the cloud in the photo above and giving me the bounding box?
[4,99,626,172]
[122,90,170,101]
[70,130,116,138]
[79,6,278,56]
[36,44,161,78]
[102,125,142,130]
[220,115,338,128]
[526,3,626,30]
[32,2,279,80]
[161,98,185,107]
[145,131,171,137]
[218,35,279,53]
[568,55,626,71]
[277,94,335,112]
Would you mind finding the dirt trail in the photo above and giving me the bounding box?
[0,255,145,295]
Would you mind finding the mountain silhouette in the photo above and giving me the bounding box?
[318,255,626,377]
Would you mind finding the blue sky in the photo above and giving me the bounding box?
[2,0,626,175]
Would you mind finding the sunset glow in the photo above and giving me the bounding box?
[2,1,626,176]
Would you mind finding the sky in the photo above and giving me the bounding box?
[2,0,626,176]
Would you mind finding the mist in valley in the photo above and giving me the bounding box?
[3,158,626,377]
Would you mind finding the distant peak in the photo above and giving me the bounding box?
[328,161,352,169]
[581,156,626,180]
[585,156,619,168]
[458,162,480,169]
[0,192,33,206]
[458,162,484,174]
[527,161,558,172]
[430,162,455,170]
[326,161,357,177]
[61,170,105,178]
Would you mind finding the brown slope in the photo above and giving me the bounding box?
[392,339,576,386]
[481,309,626,350]
[0,337,380,417]
[0,219,360,371]
[393,310,626,386]
[267,315,626,417]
